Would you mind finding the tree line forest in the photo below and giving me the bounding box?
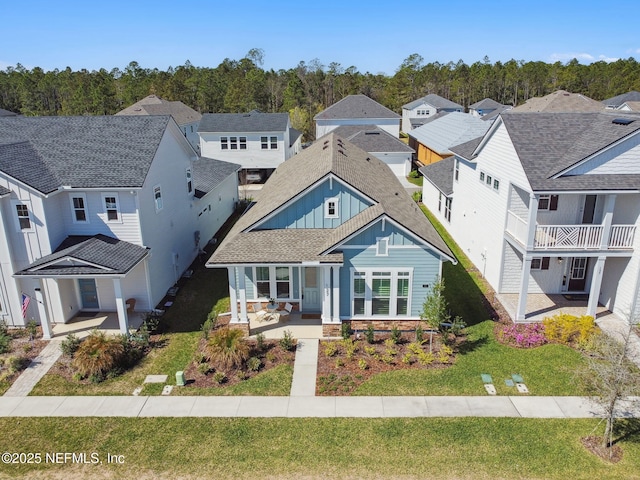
[1,49,639,140]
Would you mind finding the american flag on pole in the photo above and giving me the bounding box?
[21,294,30,318]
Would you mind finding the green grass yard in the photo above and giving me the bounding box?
[0,417,639,479]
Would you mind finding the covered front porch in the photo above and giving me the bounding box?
[51,311,146,339]
[246,311,324,339]
[498,293,613,323]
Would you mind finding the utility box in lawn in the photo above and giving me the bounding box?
[176,371,185,386]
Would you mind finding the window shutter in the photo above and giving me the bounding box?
[549,195,559,211]
[541,257,550,270]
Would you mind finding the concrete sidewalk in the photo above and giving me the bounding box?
[3,340,62,397]
[0,395,638,418]
[290,339,319,396]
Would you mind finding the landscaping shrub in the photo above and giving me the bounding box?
[207,327,249,370]
[279,330,295,352]
[365,323,375,344]
[409,170,420,179]
[255,332,265,352]
[213,371,226,384]
[247,356,261,372]
[197,362,211,375]
[543,313,596,345]
[26,320,38,340]
[60,333,81,357]
[341,322,352,340]
[412,191,422,203]
[323,342,338,357]
[0,332,10,354]
[358,358,368,370]
[390,324,401,344]
[497,323,547,348]
[71,331,125,381]
[415,324,424,343]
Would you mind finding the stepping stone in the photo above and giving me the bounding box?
[132,387,143,396]
[161,385,173,396]
[516,383,529,394]
[144,375,168,384]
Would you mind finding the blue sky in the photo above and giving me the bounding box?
[2,0,639,75]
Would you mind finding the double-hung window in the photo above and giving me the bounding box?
[153,185,163,212]
[15,203,31,230]
[352,269,412,317]
[102,193,120,222]
[70,194,88,223]
[261,136,278,149]
[325,197,339,218]
[444,197,452,222]
[255,267,271,298]
[254,266,292,299]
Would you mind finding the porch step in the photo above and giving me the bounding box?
[301,313,321,319]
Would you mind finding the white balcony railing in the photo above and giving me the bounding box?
[505,210,636,250]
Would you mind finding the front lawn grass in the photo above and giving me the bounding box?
[1,417,639,479]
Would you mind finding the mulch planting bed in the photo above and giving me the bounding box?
[316,332,461,395]
[581,436,623,463]
[183,337,296,389]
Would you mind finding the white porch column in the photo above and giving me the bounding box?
[227,267,238,322]
[112,278,129,335]
[525,194,539,250]
[34,287,52,340]
[332,266,340,323]
[587,256,606,317]
[516,255,533,321]
[600,195,616,250]
[321,265,332,323]
[237,267,248,323]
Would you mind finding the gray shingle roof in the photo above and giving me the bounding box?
[192,157,240,198]
[0,116,171,194]
[408,112,490,155]
[419,158,455,196]
[331,125,413,153]
[15,234,149,276]
[0,109,17,117]
[500,112,640,191]
[208,133,454,265]
[198,111,290,133]
[289,127,303,146]
[116,95,202,125]
[403,94,463,111]
[0,185,10,196]
[618,101,640,112]
[314,95,400,120]
[469,98,504,110]
[512,90,604,113]
[603,91,640,108]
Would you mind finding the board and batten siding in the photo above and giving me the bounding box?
[259,178,371,230]
[343,219,419,246]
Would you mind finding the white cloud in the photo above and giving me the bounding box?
[548,52,619,64]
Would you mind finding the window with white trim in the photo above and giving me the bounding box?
[254,266,293,299]
[153,185,163,212]
[530,257,550,270]
[102,193,120,222]
[479,171,485,183]
[454,159,459,182]
[15,203,31,230]
[325,197,339,218]
[493,178,500,191]
[186,168,193,194]
[376,237,389,256]
[351,269,412,317]
[538,195,558,211]
[444,197,452,222]
[70,194,88,223]
[486,174,492,187]
[438,192,442,212]
[261,136,278,149]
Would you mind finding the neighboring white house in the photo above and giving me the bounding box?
[314,95,400,139]
[421,111,640,323]
[468,98,506,118]
[0,115,239,337]
[198,110,302,181]
[616,101,640,112]
[401,94,463,132]
[116,94,202,153]
[329,125,414,177]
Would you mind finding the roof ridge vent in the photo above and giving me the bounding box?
[338,149,346,156]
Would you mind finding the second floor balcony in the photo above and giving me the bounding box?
[506,210,636,251]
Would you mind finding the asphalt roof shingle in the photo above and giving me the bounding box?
[314,95,400,120]
[0,116,171,194]
[207,133,454,265]
[512,90,604,113]
[116,95,202,125]
[15,234,149,276]
[419,158,455,196]
[331,125,413,153]
[403,94,463,111]
[603,91,640,108]
[192,157,241,198]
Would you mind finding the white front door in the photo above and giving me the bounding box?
[302,267,321,312]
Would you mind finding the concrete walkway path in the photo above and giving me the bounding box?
[3,340,62,397]
[0,395,638,418]
[290,339,319,396]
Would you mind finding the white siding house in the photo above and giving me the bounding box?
[0,116,239,337]
[402,94,463,132]
[421,111,640,323]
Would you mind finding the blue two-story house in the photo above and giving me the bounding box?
[206,133,456,336]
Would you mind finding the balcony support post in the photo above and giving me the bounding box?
[516,255,533,322]
[587,256,606,318]
[599,194,616,250]
[525,194,538,250]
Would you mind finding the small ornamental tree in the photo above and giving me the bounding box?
[420,277,450,352]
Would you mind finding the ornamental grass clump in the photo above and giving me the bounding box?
[71,330,125,380]
[206,327,249,370]
[497,323,547,348]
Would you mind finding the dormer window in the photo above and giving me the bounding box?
[325,197,339,218]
